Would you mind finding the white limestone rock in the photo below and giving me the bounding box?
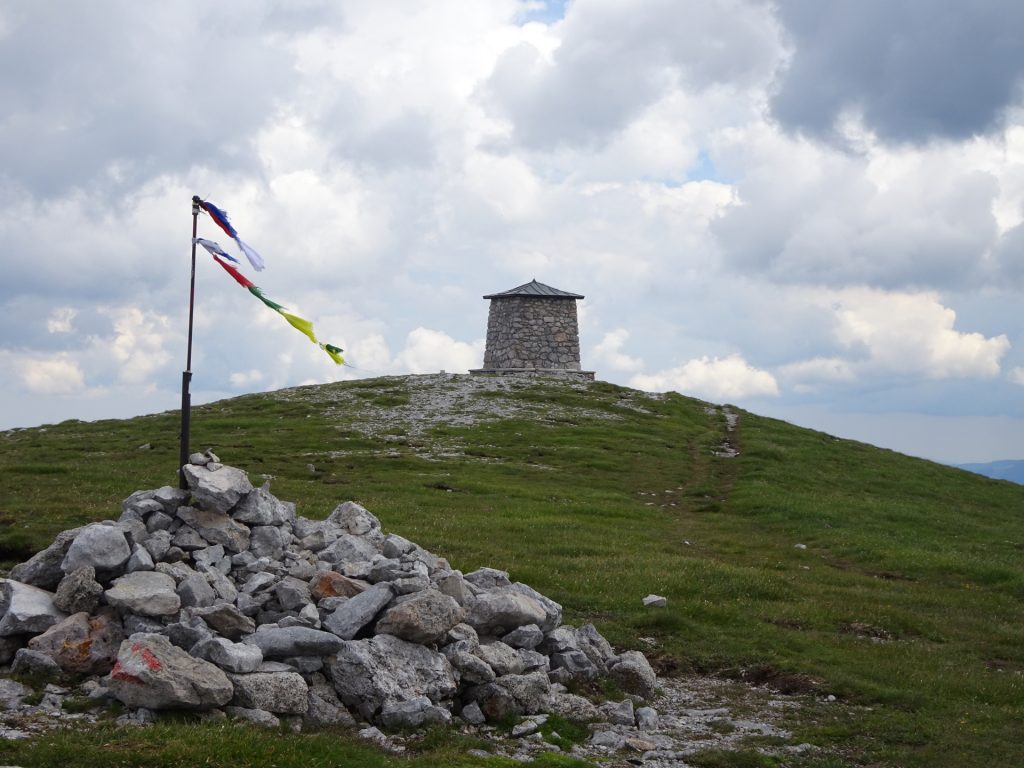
[326,501,381,536]
[0,579,67,636]
[193,637,263,674]
[182,463,254,515]
[379,696,452,728]
[104,571,181,617]
[609,650,658,699]
[373,589,465,645]
[228,671,308,715]
[52,566,103,615]
[60,523,131,575]
[176,506,250,554]
[10,527,83,590]
[322,583,393,640]
[328,634,457,721]
[242,626,345,659]
[465,589,548,637]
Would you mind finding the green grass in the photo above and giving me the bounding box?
[1,373,1023,767]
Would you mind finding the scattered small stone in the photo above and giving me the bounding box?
[642,594,667,608]
[511,719,539,737]
[603,698,636,726]
[11,648,63,680]
[226,705,280,728]
[636,706,659,730]
[591,729,626,749]
[625,735,659,753]
[461,700,486,725]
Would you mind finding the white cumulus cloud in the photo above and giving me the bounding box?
[229,369,265,388]
[46,307,77,333]
[395,328,484,374]
[348,334,393,374]
[826,289,1009,379]
[15,354,85,395]
[631,354,779,401]
[96,306,174,386]
[592,329,643,372]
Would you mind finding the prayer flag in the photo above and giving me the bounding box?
[208,254,344,365]
[235,238,265,272]
[281,312,317,343]
[198,198,265,271]
[197,200,238,239]
[320,343,345,365]
[211,255,254,289]
[194,237,239,264]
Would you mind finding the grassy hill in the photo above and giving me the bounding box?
[1,373,1022,768]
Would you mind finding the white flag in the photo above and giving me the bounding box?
[235,237,265,272]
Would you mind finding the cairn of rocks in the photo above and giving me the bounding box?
[0,453,658,734]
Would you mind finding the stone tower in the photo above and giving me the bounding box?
[472,279,594,379]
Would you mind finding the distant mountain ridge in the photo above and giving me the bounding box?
[955,459,1024,484]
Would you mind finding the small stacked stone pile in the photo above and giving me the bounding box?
[0,453,657,731]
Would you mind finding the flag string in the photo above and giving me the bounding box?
[195,237,345,366]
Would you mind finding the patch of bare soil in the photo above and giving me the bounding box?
[736,664,825,695]
[839,622,894,642]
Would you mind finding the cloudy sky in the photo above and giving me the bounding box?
[2,0,1023,464]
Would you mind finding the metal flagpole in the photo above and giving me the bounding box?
[179,196,201,488]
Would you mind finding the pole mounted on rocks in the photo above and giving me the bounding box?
[179,196,201,489]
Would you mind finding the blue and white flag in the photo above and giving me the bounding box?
[194,237,239,264]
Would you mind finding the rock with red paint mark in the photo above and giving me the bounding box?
[107,633,233,710]
[27,611,124,675]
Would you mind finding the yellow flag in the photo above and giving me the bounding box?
[320,343,345,365]
[281,312,317,344]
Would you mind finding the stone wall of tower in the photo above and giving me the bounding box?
[482,296,581,370]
